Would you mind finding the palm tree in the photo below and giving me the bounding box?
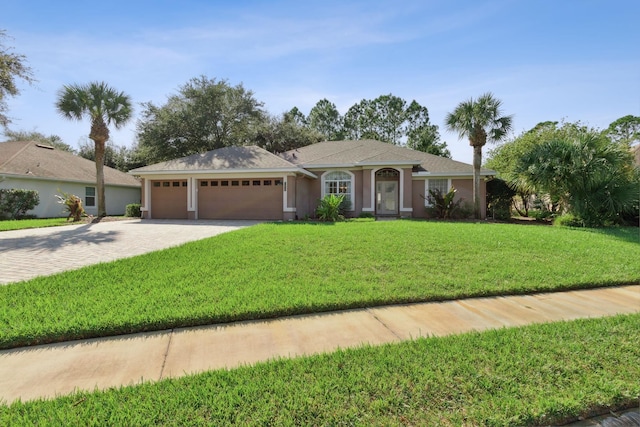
[445,93,513,219]
[56,82,132,217]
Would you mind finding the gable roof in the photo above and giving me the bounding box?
[0,141,140,187]
[130,145,315,177]
[281,139,493,175]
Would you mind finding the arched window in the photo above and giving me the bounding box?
[322,171,354,208]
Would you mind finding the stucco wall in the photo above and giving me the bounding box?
[411,177,486,219]
[0,177,140,218]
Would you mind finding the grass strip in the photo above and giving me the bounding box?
[1,313,638,426]
[0,218,79,231]
[1,221,639,349]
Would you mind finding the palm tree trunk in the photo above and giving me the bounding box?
[473,145,482,219]
[94,140,107,217]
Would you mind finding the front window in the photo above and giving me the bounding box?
[425,179,449,206]
[85,187,96,207]
[323,171,353,207]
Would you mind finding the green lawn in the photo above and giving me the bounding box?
[0,217,80,231]
[1,221,638,349]
[2,313,638,426]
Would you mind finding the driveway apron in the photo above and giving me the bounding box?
[0,219,260,285]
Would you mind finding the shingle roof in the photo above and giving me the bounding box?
[0,141,141,187]
[281,139,493,175]
[130,145,301,173]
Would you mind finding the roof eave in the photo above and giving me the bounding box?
[412,170,496,178]
[130,167,317,179]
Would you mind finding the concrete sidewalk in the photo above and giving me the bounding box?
[0,219,260,284]
[1,285,638,404]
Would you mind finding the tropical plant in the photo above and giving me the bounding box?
[445,93,513,219]
[514,132,639,227]
[55,191,85,222]
[55,81,133,217]
[423,187,463,219]
[316,194,346,222]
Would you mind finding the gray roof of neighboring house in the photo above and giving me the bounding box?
[281,139,493,175]
[0,141,141,187]
[130,145,305,174]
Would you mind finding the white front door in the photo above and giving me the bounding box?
[376,181,398,215]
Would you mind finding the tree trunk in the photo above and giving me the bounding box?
[94,139,107,217]
[472,144,483,219]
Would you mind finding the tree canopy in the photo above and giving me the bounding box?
[136,76,265,163]
[487,119,639,226]
[56,81,133,216]
[445,93,513,219]
[291,94,449,157]
[0,30,35,128]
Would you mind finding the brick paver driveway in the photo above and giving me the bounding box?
[0,219,260,285]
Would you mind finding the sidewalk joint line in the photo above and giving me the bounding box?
[366,308,403,341]
[158,329,174,380]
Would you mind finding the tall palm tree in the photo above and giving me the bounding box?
[56,82,132,217]
[445,93,513,219]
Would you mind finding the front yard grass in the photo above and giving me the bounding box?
[1,221,639,349]
[2,313,638,426]
[0,218,78,231]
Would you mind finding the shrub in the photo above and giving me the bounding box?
[0,189,40,219]
[125,203,141,218]
[423,187,463,219]
[55,191,85,222]
[486,178,515,220]
[358,212,374,219]
[316,194,346,222]
[553,213,583,227]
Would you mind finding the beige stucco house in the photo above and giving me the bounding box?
[0,141,141,218]
[129,139,494,220]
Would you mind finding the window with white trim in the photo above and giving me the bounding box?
[323,171,353,207]
[85,187,96,207]
[425,179,449,206]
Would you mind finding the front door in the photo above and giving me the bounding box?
[376,181,398,215]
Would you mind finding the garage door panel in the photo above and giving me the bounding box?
[198,179,282,220]
[151,180,188,219]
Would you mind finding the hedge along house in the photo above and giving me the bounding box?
[0,141,141,218]
[130,140,494,220]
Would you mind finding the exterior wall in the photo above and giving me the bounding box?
[401,167,413,216]
[294,176,313,219]
[411,180,427,218]
[0,177,140,218]
[411,177,487,219]
[452,178,487,218]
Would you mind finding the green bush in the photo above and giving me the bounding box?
[125,203,141,218]
[358,212,374,218]
[316,194,346,222]
[487,178,515,220]
[0,189,40,219]
[553,213,583,227]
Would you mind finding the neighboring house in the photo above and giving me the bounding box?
[0,141,141,218]
[129,139,494,220]
[633,144,640,166]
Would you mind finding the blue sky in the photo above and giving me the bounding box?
[2,0,638,163]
